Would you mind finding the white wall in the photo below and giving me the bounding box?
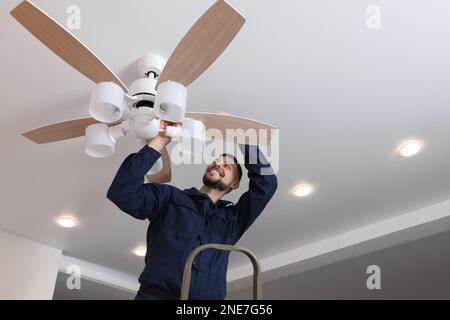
[0,230,61,300]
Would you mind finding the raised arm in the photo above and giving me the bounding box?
[107,145,172,221]
[231,145,278,242]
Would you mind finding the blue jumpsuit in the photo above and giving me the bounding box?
[107,145,277,300]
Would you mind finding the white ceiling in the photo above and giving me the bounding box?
[1,0,450,278]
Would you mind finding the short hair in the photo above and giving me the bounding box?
[220,154,243,182]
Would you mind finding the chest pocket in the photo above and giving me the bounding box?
[207,214,232,243]
[165,196,203,234]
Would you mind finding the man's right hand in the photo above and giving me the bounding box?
[147,120,180,153]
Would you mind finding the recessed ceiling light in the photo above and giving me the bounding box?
[397,141,422,158]
[57,217,78,228]
[292,184,314,198]
[133,247,147,257]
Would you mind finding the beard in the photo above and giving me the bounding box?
[203,174,229,192]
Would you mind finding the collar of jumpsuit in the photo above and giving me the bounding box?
[183,187,234,219]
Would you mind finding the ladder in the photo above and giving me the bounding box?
[180,244,262,300]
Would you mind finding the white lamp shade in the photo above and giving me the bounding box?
[154,81,187,122]
[147,158,163,175]
[85,124,115,158]
[133,118,160,140]
[179,118,206,155]
[165,126,182,139]
[89,82,125,123]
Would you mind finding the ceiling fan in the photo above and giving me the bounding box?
[10,0,277,184]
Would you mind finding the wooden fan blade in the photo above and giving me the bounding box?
[147,147,172,184]
[22,118,99,144]
[156,0,245,88]
[185,112,277,146]
[10,1,127,91]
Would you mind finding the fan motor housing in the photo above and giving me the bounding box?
[128,77,157,109]
[129,54,167,109]
[137,54,166,77]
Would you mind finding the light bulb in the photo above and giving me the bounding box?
[292,184,314,198]
[57,217,78,228]
[133,247,146,257]
[398,141,422,158]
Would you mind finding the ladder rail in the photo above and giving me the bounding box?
[180,244,262,300]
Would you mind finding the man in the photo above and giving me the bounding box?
[107,123,277,300]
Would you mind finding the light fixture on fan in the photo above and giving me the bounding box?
[153,81,188,123]
[89,82,126,124]
[178,118,206,155]
[85,122,129,159]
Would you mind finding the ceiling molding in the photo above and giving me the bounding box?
[59,255,139,293]
[226,198,450,292]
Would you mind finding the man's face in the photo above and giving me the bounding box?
[203,156,240,192]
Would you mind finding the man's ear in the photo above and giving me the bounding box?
[231,180,240,191]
